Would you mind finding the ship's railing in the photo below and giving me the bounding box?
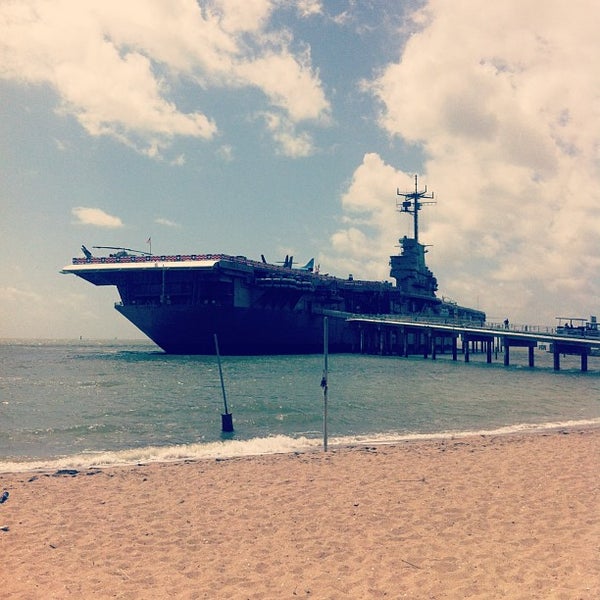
[72,253,230,265]
[71,252,306,271]
[72,252,400,289]
[71,252,340,282]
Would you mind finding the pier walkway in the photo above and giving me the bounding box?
[344,316,599,372]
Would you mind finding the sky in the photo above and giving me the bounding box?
[1,0,599,340]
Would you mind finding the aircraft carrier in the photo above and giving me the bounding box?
[61,178,485,354]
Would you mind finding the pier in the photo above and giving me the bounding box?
[345,316,599,372]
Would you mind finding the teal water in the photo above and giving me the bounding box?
[1,339,599,470]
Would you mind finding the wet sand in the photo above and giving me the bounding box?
[1,428,598,599]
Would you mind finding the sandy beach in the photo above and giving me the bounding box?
[1,428,598,599]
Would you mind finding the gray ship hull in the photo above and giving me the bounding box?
[116,303,355,354]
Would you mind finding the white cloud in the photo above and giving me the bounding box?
[0,285,42,306]
[261,112,314,157]
[154,218,180,228]
[54,138,68,151]
[296,0,323,18]
[1,1,218,155]
[0,285,46,338]
[0,0,330,158]
[211,0,273,33]
[0,282,137,338]
[330,0,600,325]
[325,153,418,280]
[235,48,330,122]
[217,144,234,161]
[72,207,124,228]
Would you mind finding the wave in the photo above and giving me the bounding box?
[1,417,599,474]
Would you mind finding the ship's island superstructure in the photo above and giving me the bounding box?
[62,177,485,354]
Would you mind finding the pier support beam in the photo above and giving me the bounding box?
[528,345,535,368]
[349,319,596,372]
[552,342,591,372]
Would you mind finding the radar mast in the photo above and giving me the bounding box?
[396,174,435,243]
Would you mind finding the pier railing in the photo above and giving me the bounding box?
[345,313,597,338]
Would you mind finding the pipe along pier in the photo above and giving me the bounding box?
[347,317,598,372]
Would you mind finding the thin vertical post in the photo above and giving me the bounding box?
[322,317,329,452]
[214,333,233,432]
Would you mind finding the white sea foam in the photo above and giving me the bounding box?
[1,417,598,474]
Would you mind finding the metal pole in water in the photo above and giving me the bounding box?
[321,317,329,452]
[214,333,234,432]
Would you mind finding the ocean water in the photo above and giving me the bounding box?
[1,339,599,471]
